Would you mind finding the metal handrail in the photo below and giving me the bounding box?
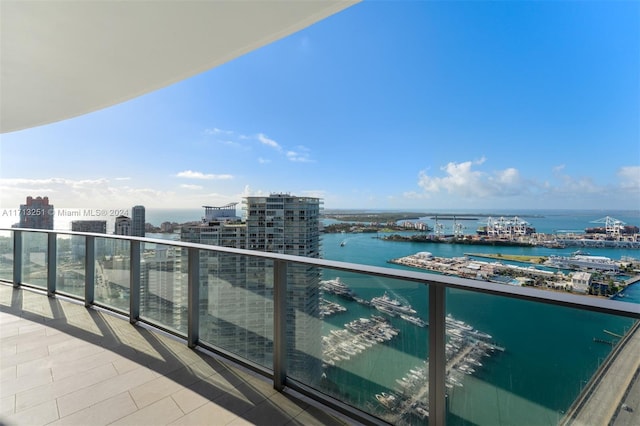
[4,228,638,318]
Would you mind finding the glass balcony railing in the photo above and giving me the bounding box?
[0,228,638,426]
[56,233,85,298]
[94,235,131,312]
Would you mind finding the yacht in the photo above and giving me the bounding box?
[371,292,417,315]
[320,277,356,299]
[400,314,428,327]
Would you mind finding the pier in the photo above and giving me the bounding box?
[445,343,476,374]
[562,320,640,426]
[375,317,502,424]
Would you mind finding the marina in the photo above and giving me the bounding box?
[321,276,504,424]
[320,298,347,317]
[370,313,504,424]
[322,315,400,366]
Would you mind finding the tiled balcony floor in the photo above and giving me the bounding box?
[0,284,355,426]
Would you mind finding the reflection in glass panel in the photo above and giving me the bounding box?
[139,242,187,334]
[445,289,636,426]
[0,231,12,281]
[21,231,47,288]
[56,235,85,298]
[287,263,322,385]
[94,237,130,312]
[199,251,275,368]
[290,270,429,424]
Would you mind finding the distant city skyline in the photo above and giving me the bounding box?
[0,1,638,211]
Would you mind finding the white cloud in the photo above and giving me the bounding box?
[204,127,234,136]
[286,150,313,163]
[286,145,313,163]
[180,184,203,190]
[206,127,315,163]
[554,175,600,194]
[410,158,640,209]
[300,189,326,198]
[257,133,282,151]
[241,185,253,197]
[239,185,266,198]
[415,157,531,202]
[175,170,233,180]
[417,158,516,198]
[114,177,131,181]
[618,166,640,191]
[0,177,177,210]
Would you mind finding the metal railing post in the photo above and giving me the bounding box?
[130,240,140,323]
[273,259,287,391]
[429,284,446,426]
[85,235,95,306]
[13,230,22,286]
[47,232,57,296]
[187,247,200,348]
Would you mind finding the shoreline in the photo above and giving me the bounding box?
[464,252,548,264]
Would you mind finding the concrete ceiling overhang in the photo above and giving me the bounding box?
[0,1,358,134]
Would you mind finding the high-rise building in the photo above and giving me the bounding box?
[18,196,54,229]
[114,215,132,235]
[71,220,107,233]
[203,203,239,222]
[140,245,186,329]
[244,194,322,382]
[181,204,248,349]
[180,195,322,382]
[181,203,243,247]
[132,205,145,237]
[71,220,107,259]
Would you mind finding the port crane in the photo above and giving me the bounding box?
[590,216,626,238]
[481,216,533,237]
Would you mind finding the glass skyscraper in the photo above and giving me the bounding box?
[132,205,145,237]
[180,194,322,381]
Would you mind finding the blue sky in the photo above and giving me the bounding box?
[1,0,639,213]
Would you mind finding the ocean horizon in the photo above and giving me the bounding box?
[2,207,638,237]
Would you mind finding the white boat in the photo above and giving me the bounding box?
[375,392,397,410]
[371,292,417,315]
[320,277,356,299]
[414,406,429,419]
[446,314,473,331]
[375,305,397,317]
[400,314,428,327]
[547,254,619,272]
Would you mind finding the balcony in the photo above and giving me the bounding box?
[1,229,639,425]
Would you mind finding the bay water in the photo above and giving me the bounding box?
[317,211,639,425]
